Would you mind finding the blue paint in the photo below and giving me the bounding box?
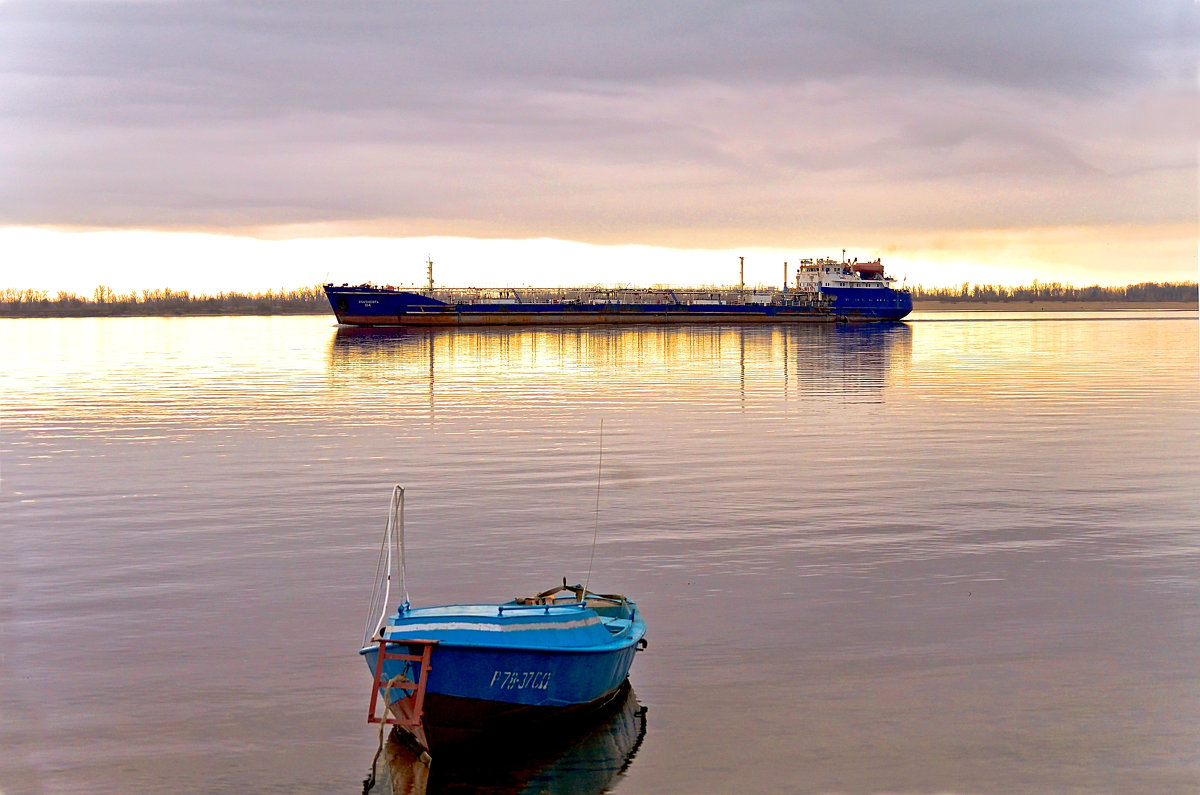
[361,596,646,709]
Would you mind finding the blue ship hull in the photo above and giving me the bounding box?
[821,286,914,320]
[324,286,847,326]
[324,284,911,325]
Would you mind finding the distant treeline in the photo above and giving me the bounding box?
[1,280,1196,317]
[912,281,1197,303]
[0,285,329,316]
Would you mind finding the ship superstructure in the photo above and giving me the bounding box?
[793,257,912,320]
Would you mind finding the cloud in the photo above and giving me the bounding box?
[1,1,1195,248]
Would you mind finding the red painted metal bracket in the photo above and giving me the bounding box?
[367,638,438,729]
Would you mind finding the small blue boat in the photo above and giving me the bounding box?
[359,487,647,753]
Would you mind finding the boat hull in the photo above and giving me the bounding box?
[324,285,911,325]
[363,641,639,709]
[335,308,840,326]
[362,597,646,750]
[413,678,631,748]
[821,286,913,320]
[325,287,837,326]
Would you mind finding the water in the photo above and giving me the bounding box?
[2,311,1198,793]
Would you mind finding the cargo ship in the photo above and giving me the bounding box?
[323,256,911,326]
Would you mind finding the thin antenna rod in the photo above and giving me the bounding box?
[584,420,604,596]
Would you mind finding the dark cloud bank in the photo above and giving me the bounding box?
[2,1,1195,245]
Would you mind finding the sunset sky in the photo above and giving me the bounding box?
[3,1,1196,293]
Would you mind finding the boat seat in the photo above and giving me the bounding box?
[604,618,633,635]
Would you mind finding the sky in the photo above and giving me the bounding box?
[2,1,1197,293]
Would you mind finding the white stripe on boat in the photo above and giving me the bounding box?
[385,616,601,634]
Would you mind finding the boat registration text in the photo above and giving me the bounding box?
[490,670,552,691]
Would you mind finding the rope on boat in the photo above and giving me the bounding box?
[363,672,426,794]
[363,486,409,649]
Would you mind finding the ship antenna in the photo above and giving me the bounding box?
[583,419,604,598]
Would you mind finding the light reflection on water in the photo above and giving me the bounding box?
[1,313,1198,793]
[327,322,913,410]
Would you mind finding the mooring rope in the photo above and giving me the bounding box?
[363,672,420,794]
[583,419,604,596]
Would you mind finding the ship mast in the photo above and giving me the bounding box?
[426,256,434,295]
[739,256,744,292]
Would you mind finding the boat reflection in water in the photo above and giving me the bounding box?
[328,322,912,408]
[367,682,647,795]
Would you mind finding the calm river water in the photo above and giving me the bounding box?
[2,311,1198,793]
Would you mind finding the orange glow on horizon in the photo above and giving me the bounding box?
[0,223,1194,295]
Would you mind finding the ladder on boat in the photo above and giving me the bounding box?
[367,638,438,732]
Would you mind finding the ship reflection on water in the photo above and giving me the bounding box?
[328,322,912,407]
[366,684,647,795]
